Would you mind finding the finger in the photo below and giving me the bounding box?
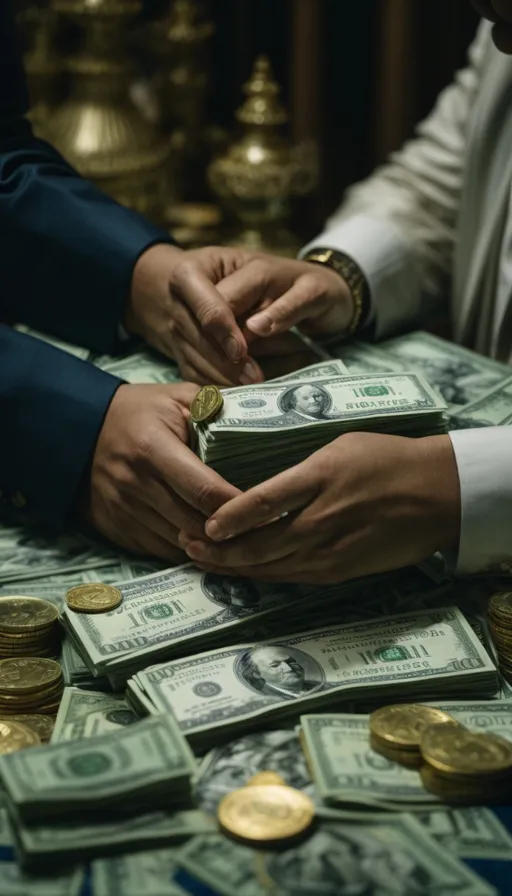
[154,438,241,519]
[172,261,248,363]
[190,558,313,583]
[108,515,186,562]
[245,275,329,337]
[180,515,297,566]
[216,261,278,318]
[180,337,263,388]
[138,481,208,538]
[166,382,201,409]
[204,464,319,541]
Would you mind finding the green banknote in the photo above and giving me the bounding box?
[92,848,189,896]
[51,687,138,742]
[453,374,512,425]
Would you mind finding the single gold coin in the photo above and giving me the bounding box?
[190,385,224,424]
[65,584,122,614]
[247,771,286,787]
[369,704,455,751]
[420,724,512,778]
[369,733,423,769]
[2,714,54,742]
[0,657,62,694]
[218,784,315,844]
[0,597,58,633]
[0,719,41,754]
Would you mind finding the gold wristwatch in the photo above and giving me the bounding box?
[302,248,370,335]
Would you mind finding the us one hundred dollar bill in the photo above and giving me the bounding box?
[128,607,498,749]
[452,374,512,425]
[51,686,138,743]
[92,847,189,896]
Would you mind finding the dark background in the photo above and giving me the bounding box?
[144,0,480,237]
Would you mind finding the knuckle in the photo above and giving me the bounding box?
[251,490,275,518]
[191,480,218,512]
[197,304,229,332]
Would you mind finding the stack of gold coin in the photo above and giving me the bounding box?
[0,658,64,716]
[488,592,512,681]
[218,771,315,846]
[3,713,55,742]
[419,723,512,804]
[0,719,41,754]
[369,704,455,768]
[0,597,60,659]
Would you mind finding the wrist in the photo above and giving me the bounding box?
[125,243,185,336]
[302,248,370,335]
[416,435,461,554]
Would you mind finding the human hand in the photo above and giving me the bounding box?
[179,433,461,584]
[126,244,264,386]
[82,382,240,560]
[216,253,354,340]
[471,1,512,52]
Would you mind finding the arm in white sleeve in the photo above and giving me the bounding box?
[301,22,491,339]
[449,427,512,574]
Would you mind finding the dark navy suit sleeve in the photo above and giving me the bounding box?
[0,2,173,529]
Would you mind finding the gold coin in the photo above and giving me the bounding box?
[66,584,122,614]
[420,724,512,778]
[190,385,224,424]
[247,771,287,787]
[0,657,62,694]
[420,763,512,804]
[0,719,41,754]
[369,733,423,769]
[0,597,58,633]
[218,784,315,844]
[4,714,55,742]
[369,704,455,751]
[489,592,512,626]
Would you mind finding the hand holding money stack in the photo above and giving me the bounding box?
[192,371,447,489]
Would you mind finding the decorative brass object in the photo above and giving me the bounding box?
[45,0,170,223]
[208,56,318,257]
[147,0,225,246]
[18,6,62,137]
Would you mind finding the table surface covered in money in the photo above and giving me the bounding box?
[2,326,512,896]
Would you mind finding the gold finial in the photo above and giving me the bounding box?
[166,0,214,44]
[236,55,288,127]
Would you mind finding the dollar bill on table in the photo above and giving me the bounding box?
[1,714,197,825]
[13,808,215,870]
[51,687,138,742]
[0,525,120,584]
[0,795,84,895]
[194,372,447,489]
[415,807,512,860]
[93,348,181,385]
[380,330,512,411]
[128,607,498,750]
[450,374,512,426]
[92,847,190,896]
[14,324,92,362]
[195,729,314,815]
[176,810,497,896]
[300,703,512,811]
[329,339,409,375]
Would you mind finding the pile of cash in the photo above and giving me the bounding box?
[193,372,447,489]
[126,606,498,750]
[488,592,512,682]
[0,596,60,659]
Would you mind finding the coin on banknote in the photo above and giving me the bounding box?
[66,584,122,614]
[419,764,511,804]
[369,733,424,769]
[191,385,224,423]
[3,714,54,742]
[247,771,287,787]
[420,724,512,778]
[369,704,455,750]
[0,719,40,754]
[218,783,315,844]
[0,657,62,694]
[0,597,58,633]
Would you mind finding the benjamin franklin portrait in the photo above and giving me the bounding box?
[237,645,323,698]
[279,383,332,420]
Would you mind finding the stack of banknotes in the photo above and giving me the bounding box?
[194,371,448,488]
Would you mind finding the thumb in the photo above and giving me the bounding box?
[245,278,323,337]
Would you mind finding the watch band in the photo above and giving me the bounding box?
[302,248,370,335]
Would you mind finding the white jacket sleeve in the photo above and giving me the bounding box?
[301,22,491,339]
[449,428,512,574]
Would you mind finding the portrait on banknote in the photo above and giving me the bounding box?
[236,645,324,698]
[279,383,333,420]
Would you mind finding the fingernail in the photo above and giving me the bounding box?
[239,360,261,385]
[205,520,220,540]
[247,312,273,336]
[185,542,207,561]
[225,335,243,362]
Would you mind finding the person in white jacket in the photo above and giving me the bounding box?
[179,4,512,584]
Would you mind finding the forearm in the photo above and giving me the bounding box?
[449,427,512,574]
[0,325,122,529]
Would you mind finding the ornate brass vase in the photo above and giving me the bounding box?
[19,5,62,137]
[208,56,318,257]
[46,0,169,223]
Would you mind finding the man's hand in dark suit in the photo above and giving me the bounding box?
[82,382,240,560]
[125,244,265,387]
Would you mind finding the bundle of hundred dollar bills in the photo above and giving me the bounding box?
[126,606,499,750]
[193,371,447,488]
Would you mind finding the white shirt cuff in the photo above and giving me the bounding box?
[449,427,512,575]
[300,214,422,339]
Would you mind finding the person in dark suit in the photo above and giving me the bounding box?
[0,1,268,558]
